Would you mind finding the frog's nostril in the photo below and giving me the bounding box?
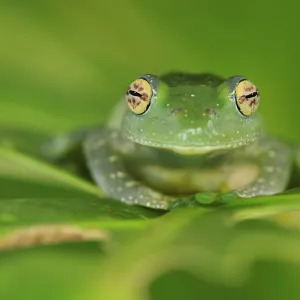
[203,108,216,116]
[171,108,183,115]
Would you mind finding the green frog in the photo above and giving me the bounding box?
[44,73,293,210]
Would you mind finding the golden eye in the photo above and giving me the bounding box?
[126,78,152,115]
[235,80,260,116]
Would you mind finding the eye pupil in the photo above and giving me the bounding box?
[245,91,258,99]
[129,90,142,97]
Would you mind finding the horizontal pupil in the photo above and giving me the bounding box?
[129,90,142,97]
[246,91,258,99]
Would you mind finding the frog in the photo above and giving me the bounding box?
[43,72,294,210]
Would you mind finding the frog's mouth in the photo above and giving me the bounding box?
[125,133,259,155]
[164,143,247,155]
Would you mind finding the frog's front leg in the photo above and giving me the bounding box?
[183,137,293,208]
[234,137,292,198]
[83,129,173,210]
[41,125,104,162]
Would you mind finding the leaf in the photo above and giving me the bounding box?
[1,1,300,300]
[0,146,102,197]
[0,146,164,239]
[0,243,105,300]
[79,197,300,300]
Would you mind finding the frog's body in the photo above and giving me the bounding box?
[44,73,293,210]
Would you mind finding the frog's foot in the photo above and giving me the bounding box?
[235,137,292,198]
[83,130,174,210]
[170,191,239,209]
[170,193,216,209]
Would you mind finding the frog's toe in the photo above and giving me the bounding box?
[216,191,240,204]
[194,192,218,205]
[194,191,239,206]
[170,191,241,210]
[170,192,218,209]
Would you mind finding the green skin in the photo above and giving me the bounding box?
[46,73,294,210]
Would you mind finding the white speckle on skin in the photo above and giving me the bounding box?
[167,103,170,107]
[269,151,276,158]
[122,142,136,153]
[196,127,203,134]
[110,173,116,179]
[111,132,118,139]
[95,139,106,147]
[125,181,137,188]
[117,187,123,192]
[180,133,188,141]
[116,171,125,178]
[108,155,118,162]
[208,120,213,130]
[178,127,203,141]
[265,166,274,173]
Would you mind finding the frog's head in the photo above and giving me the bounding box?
[121,73,262,154]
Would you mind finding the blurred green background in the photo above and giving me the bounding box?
[1,1,300,300]
[1,0,299,140]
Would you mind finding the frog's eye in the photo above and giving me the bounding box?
[235,79,260,116]
[126,78,153,115]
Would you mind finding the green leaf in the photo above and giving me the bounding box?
[0,243,105,300]
[1,1,300,299]
[0,147,164,236]
[0,146,102,196]
[79,203,300,300]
